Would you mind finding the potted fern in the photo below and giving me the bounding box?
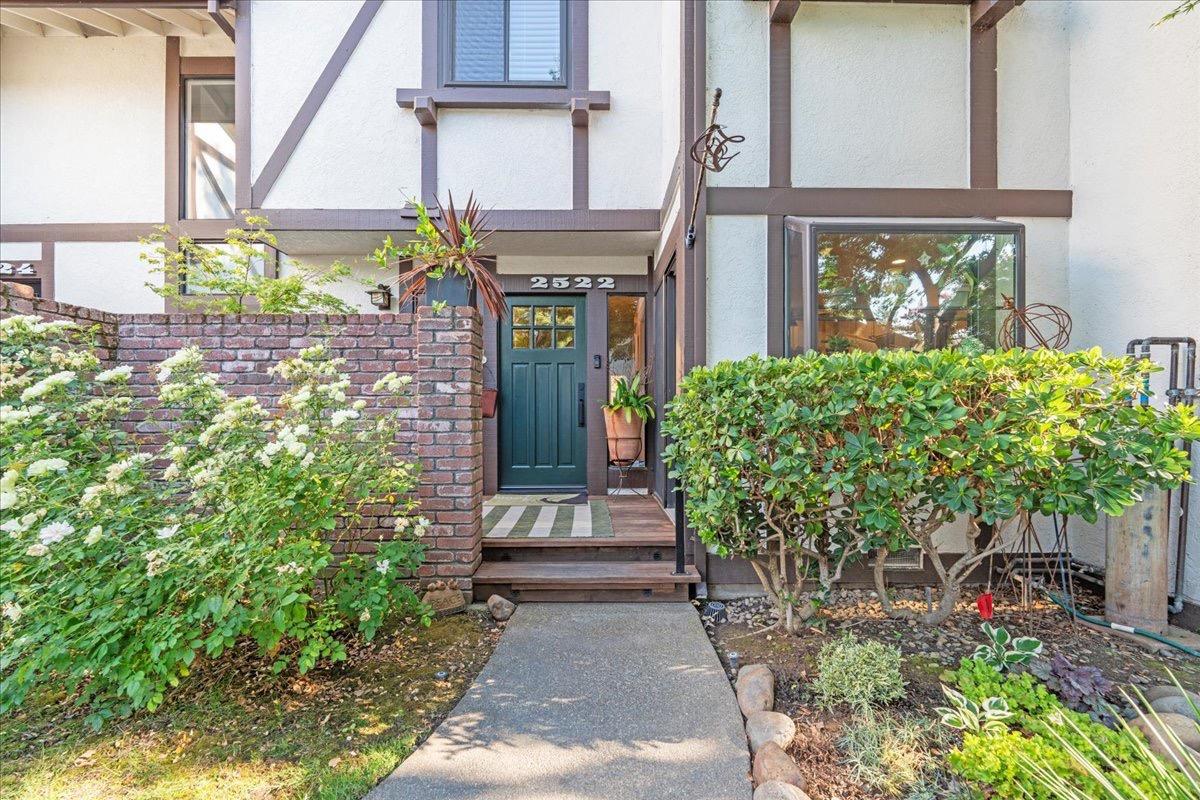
[602,374,654,462]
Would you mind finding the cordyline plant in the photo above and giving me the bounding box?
[662,349,1199,631]
[141,211,354,313]
[0,315,430,728]
[372,193,506,317]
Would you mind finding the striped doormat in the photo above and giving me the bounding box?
[483,495,614,538]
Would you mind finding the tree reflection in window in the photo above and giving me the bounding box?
[815,231,1016,353]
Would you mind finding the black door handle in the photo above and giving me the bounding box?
[577,382,586,427]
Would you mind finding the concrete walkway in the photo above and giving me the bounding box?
[367,603,752,800]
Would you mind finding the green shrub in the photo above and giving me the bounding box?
[839,711,940,796]
[945,658,1184,798]
[811,634,905,711]
[662,350,1200,628]
[0,316,430,727]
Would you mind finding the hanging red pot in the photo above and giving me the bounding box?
[976,592,995,620]
[482,388,498,419]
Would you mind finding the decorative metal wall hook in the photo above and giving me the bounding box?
[685,88,744,250]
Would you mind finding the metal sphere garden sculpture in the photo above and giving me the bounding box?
[998,295,1072,350]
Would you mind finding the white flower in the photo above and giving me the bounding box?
[25,543,48,557]
[300,451,315,468]
[169,445,188,461]
[81,484,106,506]
[359,609,371,622]
[373,372,413,393]
[162,463,181,481]
[20,370,75,401]
[352,399,367,411]
[0,470,17,493]
[144,549,168,576]
[84,526,103,546]
[156,524,179,540]
[1,518,24,536]
[38,521,74,545]
[26,458,69,477]
[285,440,307,458]
[1,602,21,622]
[95,365,133,383]
[0,491,18,511]
[275,561,305,576]
[330,409,360,427]
[375,559,390,575]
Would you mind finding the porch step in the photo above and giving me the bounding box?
[482,536,675,563]
[473,560,701,603]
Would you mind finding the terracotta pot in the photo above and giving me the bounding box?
[603,406,644,462]
[482,388,498,418]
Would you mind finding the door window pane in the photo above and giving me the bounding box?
[534,329,553,349]
[607,295,645,400]
[555,329,574,349]
[184,79,235,219]
[512,305,531,325]
[512,329,531,349]
[554,305,575,326]
[534,306,553,326]
[450,0,564,86]
[814,230,1017,353]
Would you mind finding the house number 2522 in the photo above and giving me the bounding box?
[530,276,615,290]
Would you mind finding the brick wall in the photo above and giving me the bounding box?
[1,282,119,366]
[1,283,484,591]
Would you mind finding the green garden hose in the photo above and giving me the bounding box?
[1041,588,1200,659]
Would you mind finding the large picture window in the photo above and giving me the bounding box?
[784,219,1022,355]
[447,0,565,86]
[183,78,235,220]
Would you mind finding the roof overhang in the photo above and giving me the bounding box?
[0,1,234,39]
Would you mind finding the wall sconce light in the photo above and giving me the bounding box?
[366,283,393,310]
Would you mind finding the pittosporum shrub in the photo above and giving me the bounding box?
[0,315,430,727]
[662,350,1199,628]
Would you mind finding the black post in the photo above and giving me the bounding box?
[673,486,687,575]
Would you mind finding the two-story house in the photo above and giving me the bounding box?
[1,0,1197,618]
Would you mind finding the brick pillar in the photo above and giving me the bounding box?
[415,305,484,593]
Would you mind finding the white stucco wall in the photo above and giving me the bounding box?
[54,242,162,313]
[497,255,648,275]
[438,110,573,209]
[790,2,969,188]
[589,0,665,209]
[996,1,1070,190]
[1064,0,1200,603]
[262,0,423,208]
[706,215,767,364]
[660,0,682,192]
[0,37,164,224]
[706,0,769,188]
[278,254,379,312]
[249,0,361,187]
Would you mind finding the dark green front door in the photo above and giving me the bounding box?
[499,295,587,489]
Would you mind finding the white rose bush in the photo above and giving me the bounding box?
[0,315,431,728]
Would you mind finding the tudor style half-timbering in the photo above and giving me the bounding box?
[1,0,1197,611]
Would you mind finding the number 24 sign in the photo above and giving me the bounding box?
[529,276,615,290]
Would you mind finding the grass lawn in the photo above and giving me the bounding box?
[1,611,500,800]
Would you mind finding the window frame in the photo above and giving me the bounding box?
[441,0,570,89]
[178,240,279,297]
[782,217,1026,355]
[180,74,236,221]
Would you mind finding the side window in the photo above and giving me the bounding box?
[448,0,565,86]
[183,78,235,220]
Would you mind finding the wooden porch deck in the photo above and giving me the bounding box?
[475,493,697,601]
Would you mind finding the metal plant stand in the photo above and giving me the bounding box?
[607,435,646,496]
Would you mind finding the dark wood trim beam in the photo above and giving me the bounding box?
[766,216,785,356]
[769,0,801,24]
[207,0,234,41]
[659,146,682,228]
[163,208,659,232]
[707,187,1073,218]
[572,123,589,210]
[420,0,438,205]
[180,56,234,76]
[971,0,1023,32]
[969,26,998,188]
[769,20,791,187]
[396,87,611,112]
[251,0,383,207]
[41,241,55,300]
[165,36,181,225]
[234,0,251,210]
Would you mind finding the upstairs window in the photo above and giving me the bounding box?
[448,0,565,86]
[183,78,235,219]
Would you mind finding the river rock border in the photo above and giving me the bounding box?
[734,664,812,800]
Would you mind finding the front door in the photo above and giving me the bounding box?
[499,295,588,489]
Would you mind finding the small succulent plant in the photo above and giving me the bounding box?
[973,622,1043,672]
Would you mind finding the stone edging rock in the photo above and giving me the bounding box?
[735,663,812,800]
